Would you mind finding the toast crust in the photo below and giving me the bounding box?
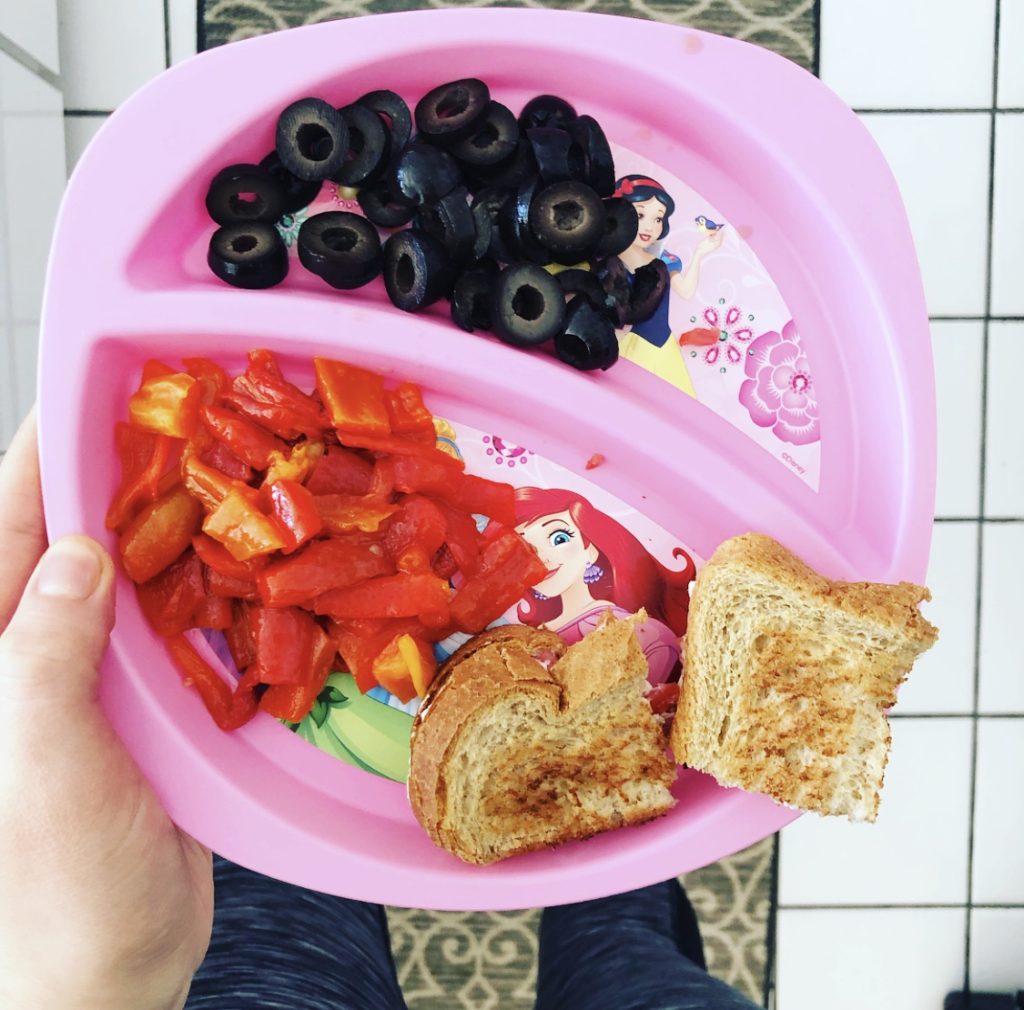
[670,534,937,821]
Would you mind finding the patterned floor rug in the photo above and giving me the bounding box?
[197,3,813,1004]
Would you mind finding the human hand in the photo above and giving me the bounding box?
[0,412,213,1010]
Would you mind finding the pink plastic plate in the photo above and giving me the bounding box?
[38,10,934,910]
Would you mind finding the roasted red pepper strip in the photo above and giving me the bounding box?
[135,549,206,636]
[106,423,177,531]
[119,485,204,584]
[251,605,318,685]
[224,601,256,671]
[340,432,464,466]
[331,618,428,695]
[203,487,287,561]
[200,441,254,483]
[314,494,398,535]
[391,455,514,525]
[184,356,228,403]
[224,349,326,440]
[372,633,437,702]
[191,533,265,579]
[312,572,450,621]
[432,498,482,577]
[257,538,394,608]
[128,362,203,439]
[205,567,260,601]
[646,682,679,716]
[259,625,335,722]
[383,495,447,572]
[182,453,238,511]
[200,404,286,469]
[314,357,391,436]
[264,441,324,485]
[264,479,322,554]
[385,381,434,434]
[194,592,233,630]
[305,446,373,496]
[165,633,234,729]
[450,531,547,633]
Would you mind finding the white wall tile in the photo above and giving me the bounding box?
[0,0,60,73]
[777,908,966,1010]
[57,0,165,110]
[970,908,1024,992]
[972,719,1024,903]
[0,55,65,325]
[998,0,1024,107]
[932,321,983,518]
[898,522,977,714]
[167,0,197,66]
[12,323,38,419]
[859,114,990,316]
[778,719,971,906]
[985,323,1024,516]
[64,113,106,174]
[820,0,995,109]
[978,524,1024,713]
[991,114,1024,316]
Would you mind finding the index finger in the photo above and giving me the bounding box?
[0,410,47,633]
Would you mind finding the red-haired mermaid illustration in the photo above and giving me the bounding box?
[513,487,695,684]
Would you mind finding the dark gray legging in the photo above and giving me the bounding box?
[184,856,762,1010]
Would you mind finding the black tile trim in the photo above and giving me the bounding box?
[763,832,780,1007]
[811,0,821,78]
[934,516,1024,523]
[855,107,995,115]
[64,109,114,117]
[197,0,208,54]
[930,315,1024,322]
[163,0,172,68]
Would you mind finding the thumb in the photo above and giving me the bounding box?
[0,535,115,706]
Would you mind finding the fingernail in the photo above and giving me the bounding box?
[36,539,104,600]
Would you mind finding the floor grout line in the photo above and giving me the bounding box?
[0,31,61,91]
[963,0,1003,993]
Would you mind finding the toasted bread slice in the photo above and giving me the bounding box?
[670,534,937,822]
[409,614,676,865]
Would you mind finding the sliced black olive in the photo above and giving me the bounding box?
[415,78,490,145]
[334,103,390,186]
[518,94,577,133]
[297,212,382,290]
[259,152,322,215]
[415,185,475,264]
[205,163,286,226]
[596,198,639,259]
[390,142,462,206]
[208,223,288,289]
[526,128,586,186]
[450,101,519,167]
[499,177,551,266]
[558,268,609,310]
[355,89,412,152]
[528,180,604,264]
[626,257,669,325]
[275,98,349,182]
[463,138,538,193]
[450,267,496,332]
[357,179,417,229]
[569,115,615,198]
[383,229,453,312]
[555,295,619,371]
[600,256,631,327]
[470,188,511,262]
[491,263,565,348]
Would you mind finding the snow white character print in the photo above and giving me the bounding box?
[513,486,695,685]
[611,175,725,397]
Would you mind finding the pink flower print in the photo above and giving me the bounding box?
[687,300,755,372]
[738,320,820,446]
[483,435,533,468]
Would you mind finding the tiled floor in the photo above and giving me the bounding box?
[1,1,1021,1007]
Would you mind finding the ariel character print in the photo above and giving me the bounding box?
[611,175,725,397]
[513,487,695,684]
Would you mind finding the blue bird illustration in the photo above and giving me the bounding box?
[695,214,723,235]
